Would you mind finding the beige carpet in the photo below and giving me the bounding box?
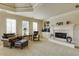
[0,38,79,56]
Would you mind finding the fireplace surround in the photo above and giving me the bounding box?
[55,32,72,43]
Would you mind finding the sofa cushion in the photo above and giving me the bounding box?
[2,33,15,38]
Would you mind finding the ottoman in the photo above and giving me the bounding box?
[15,39,28,49]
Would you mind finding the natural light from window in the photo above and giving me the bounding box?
[22,20,29,35]
[33,22,38,32]
[6,18,16,33]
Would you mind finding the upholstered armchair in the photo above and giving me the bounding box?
[32,31,40,41]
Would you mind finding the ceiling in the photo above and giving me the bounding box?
[0,3,79,20]
[0,3,33,12]
[0,3,16,8]
[1,3,32,8]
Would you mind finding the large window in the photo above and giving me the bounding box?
[6,18,16,33]
[33,22,38,31]
[22,21,29,35]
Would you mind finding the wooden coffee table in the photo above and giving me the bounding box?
[24,35,33,40]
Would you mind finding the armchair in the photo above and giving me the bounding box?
[32,31,40,41]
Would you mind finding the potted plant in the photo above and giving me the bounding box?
[23,28,27,35]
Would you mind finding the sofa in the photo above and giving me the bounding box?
[2,33,15,38]
[2,34,28,48]
[1,33,16,47]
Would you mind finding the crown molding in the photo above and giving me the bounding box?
[0,3,33,12]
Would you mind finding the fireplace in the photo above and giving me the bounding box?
[55,32,67,39]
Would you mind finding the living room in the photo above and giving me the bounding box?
[1,2,79,56]
[0,3,43,53]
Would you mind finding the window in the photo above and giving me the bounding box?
[33,22,38,31]
[22,21,29,35]
[6,18,16,33]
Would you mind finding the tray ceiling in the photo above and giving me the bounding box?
[0,3,79,20]
[0,3,32,8]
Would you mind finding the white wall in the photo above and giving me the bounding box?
[47,10,79,47]
[48,10,79,25]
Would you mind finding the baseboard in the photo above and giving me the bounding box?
[49,39,74,48]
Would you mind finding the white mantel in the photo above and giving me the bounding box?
[53,24,74,40]
[42,23,79,48]
[48,24,75,48]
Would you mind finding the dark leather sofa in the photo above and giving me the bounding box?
[2,33,15,38]
[2,33,28,48]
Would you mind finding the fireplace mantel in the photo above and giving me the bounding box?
[49,24,75,48]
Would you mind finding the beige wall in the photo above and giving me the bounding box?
[0,12,43,36]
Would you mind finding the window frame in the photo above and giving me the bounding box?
[22,20,29,35]
[33,22,38,32]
